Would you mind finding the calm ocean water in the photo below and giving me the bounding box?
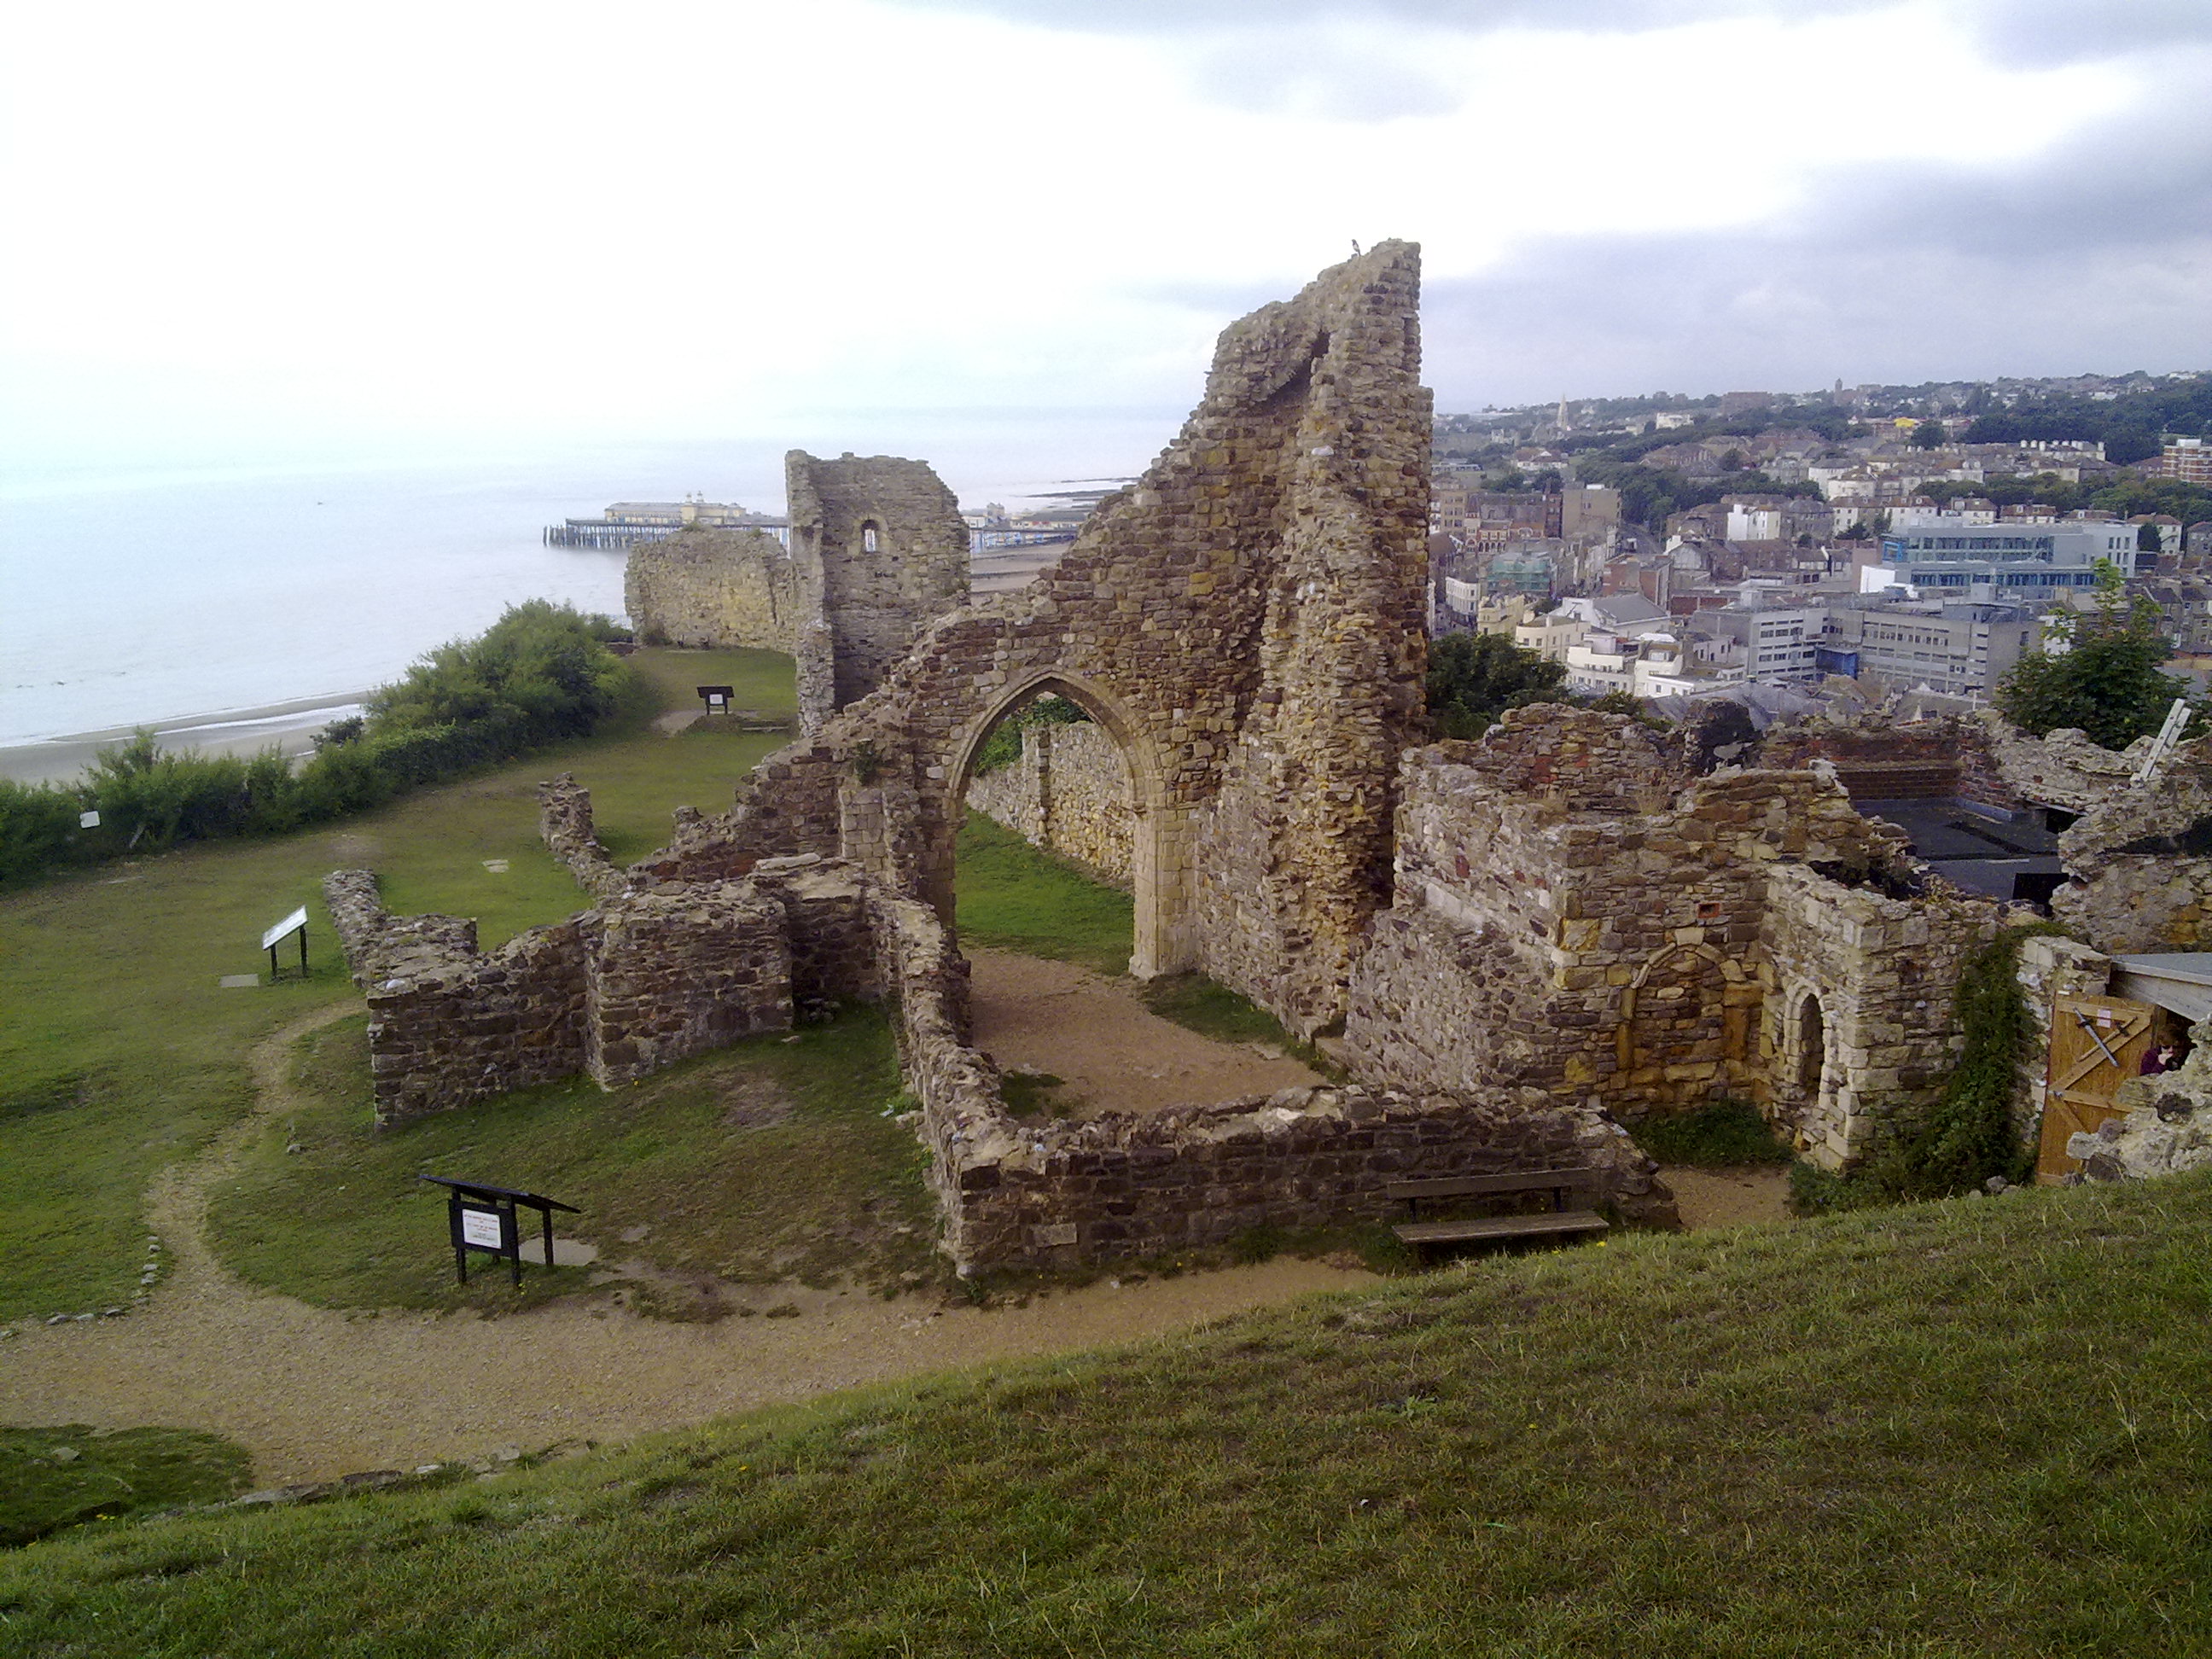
[0,420,1165,749]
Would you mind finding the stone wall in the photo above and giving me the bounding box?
[2074,1012,2212,1183]
[2052,734,2212,952]
[853,847,1675,1266]
[1757,863,2001,1166]
[1339,707,1997,1163]
[1977,716,2157,812]
[629,244,1432,1034]
[786,452,973,736]
[538,774,626,899]
[1757,714,2012,808]
[578,888,792,1087]
[963,719,1135,887]
[625,527,797,650]
[323,871,590,1125]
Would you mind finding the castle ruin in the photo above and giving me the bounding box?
[328,242,2212,1266]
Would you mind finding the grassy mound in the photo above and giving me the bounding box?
[207,1008,934,1316]
[4,1173,2206,1650]
[0,649,795,1321]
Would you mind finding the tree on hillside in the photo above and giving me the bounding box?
[1994,562,2197,749]
[1426,633,1569,739]
[1911,419,1947,449]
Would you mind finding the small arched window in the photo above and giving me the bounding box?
[1798,993,1825,1097]
[862,522,881,554]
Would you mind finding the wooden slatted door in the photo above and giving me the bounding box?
[2034,996,2158,1183]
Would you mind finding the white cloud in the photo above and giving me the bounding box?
[0,0,2197,469]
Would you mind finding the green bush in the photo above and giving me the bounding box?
[1863,927,2055,1200]
[1632,1099,1793,1167]
[0,602,634,888]
[970,694,1090,775]
[0,781,90,884]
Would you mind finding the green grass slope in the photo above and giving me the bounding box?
[206,1009,934,1315]
[8,1173,2209,1655]
[0,649,794,1321]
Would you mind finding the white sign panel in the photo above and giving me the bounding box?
[459,1208,504,1250]
[260,906,309,951]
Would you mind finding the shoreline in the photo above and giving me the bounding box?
[0,692,366,788]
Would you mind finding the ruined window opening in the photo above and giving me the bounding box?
[861,521,881,555]
[1798,993,1826,1098]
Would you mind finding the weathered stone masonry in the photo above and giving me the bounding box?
[963,717,1136,888]
[1341,706,2009,1168]
[327,247,1696,1263]
[635,244,1432,1039]
[786,451,973,736]
[626,527,798,652]
[324,859,879,1122]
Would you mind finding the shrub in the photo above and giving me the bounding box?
[1632,1099,1792,1167]
[970,695,1090,775]
[0,781,90,885]
[0,602,634,888]
[1862,927,2056,1200]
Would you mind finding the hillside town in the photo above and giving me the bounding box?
[1423,372,2212,713]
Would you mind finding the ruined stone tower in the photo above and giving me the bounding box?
[786,452,972,734]
[639,243,1432,1037]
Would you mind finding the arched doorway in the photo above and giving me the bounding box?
[940,671,1191,979]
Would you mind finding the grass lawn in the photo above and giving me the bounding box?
[0,1427,249,1548]
[206,1008,936,1316]
[0,648,795,1322]
[6,1170,2208,1653]
[953,812,1132,975]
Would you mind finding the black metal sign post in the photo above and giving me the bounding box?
[418,1176,579,1287]
[696,684,735,714]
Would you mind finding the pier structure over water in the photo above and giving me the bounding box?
[544,500,792,550]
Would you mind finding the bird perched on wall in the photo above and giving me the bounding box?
[1351,239,1362,254]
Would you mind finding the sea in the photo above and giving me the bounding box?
[0,417,1167,777]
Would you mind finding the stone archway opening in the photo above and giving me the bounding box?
[936,671,1191,983]
[960,690,1136,899]
[944,676,1319,1121]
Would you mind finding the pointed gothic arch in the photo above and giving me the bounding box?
[937,668,1194,980]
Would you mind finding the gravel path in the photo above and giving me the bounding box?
[1662,1166,1792,1227]
[967,949,1323,1116]
[0,1005,1372,1483]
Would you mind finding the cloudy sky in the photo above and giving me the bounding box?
[5,0,2208,473]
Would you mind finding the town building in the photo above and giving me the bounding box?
[1819,599,2036,697]
[2155,437,2211,484]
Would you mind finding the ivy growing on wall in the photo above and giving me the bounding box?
[1870,923,2069,1198]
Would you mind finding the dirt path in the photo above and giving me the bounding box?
[967,949,1323,1115]
[1663,1166,1793,1228]
[0,1006,1371,1484]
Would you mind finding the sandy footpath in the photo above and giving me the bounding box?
[0,1007,1371,1484]
[1662,1166,1792,1228]
[967,949,1322,1115]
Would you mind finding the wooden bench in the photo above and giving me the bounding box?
[1387,1168,1610,1261]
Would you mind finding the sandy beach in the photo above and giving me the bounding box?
[0,692,364,787]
